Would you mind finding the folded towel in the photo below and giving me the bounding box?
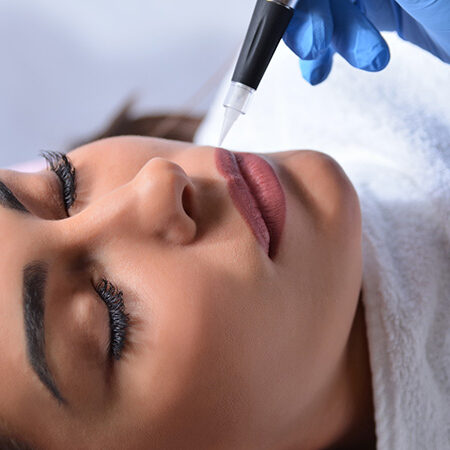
[196,32,450,449]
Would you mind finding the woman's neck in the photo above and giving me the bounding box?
[325,296,376,450]
[287,294,376,450]
[280,293,376,450]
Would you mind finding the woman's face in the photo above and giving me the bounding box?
[0,137,361,449]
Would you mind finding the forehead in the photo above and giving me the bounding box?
[69,136,191,164]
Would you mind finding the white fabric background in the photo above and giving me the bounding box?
[0,0,254,167]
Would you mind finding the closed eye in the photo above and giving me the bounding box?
[94,279,130,360]
[41,151,77,215]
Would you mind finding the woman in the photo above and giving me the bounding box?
[1,11,449,450]
[0,134,373,449]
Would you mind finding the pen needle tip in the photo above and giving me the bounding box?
[218,107,241,147]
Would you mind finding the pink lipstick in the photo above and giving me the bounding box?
[215,148,286,258]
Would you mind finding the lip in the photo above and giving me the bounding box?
[215,148,286,258]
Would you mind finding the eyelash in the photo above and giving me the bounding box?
[41,151,76,213]
[41,150,130,360]
[95,279,130,360]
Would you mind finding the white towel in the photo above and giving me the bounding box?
[196,33,450,449]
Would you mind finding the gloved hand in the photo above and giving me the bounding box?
[283,0,450,85]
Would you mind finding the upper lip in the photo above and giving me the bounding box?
[215,148,286,258]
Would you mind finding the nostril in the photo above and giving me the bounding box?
[182,185,194,219]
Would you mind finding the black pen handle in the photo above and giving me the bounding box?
[232,0,295,90]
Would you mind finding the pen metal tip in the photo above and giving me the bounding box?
[218,107,241,147]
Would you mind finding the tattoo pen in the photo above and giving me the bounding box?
[218,0,297,146]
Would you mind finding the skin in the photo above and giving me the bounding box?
[0,136,375,449]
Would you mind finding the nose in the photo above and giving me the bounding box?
[59,157,197,247]
[130,157,197,244]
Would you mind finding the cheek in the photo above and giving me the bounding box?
[111,244,281,443]
[276,149,363,351]
[284,222,362,406]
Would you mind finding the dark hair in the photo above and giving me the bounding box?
[0,435,33,450]
[73,99,203,149]
[0,417,34,449]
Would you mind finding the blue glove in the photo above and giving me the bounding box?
[283,0,450,85]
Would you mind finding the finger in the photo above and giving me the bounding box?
[283,0,334,60]
[299,47,335,85]
[330,0,390,71]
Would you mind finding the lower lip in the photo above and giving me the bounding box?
[215,148,286,258]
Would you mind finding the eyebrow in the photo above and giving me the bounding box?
[23,261,66,404]
[0,178,65,403]
[0,180,29,213]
